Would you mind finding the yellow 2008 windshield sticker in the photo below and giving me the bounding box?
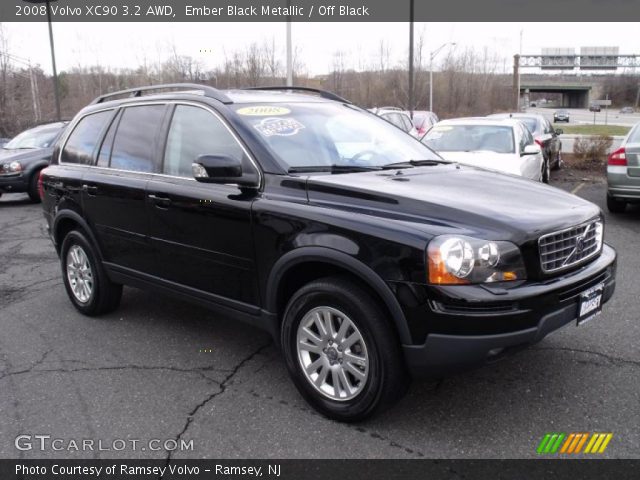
[237,106,291,116]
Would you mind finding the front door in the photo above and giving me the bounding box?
[146,104,260,308]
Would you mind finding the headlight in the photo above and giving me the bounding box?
[427,235,526,285]
[5,161,23,173]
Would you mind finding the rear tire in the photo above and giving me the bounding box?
[60,230,122,316]
[281,276,409,422]
[607,194,627,213]
[27,170,42,203]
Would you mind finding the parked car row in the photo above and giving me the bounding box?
[30,84,616,421]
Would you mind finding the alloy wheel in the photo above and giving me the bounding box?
[296,306,369,401]
[66,245,94,303]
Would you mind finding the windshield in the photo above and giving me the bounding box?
[232,103,440,170]
[4,125,62,150]
[422,124,515,154]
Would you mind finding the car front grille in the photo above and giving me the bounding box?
[538,219,603,273]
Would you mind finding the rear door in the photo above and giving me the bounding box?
[146,103,260,308]
[81,104,168,273]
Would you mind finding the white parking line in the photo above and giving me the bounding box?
[571,182,586,195]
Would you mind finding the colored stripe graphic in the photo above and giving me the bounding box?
[539,433,613,454]
[537,434,552,454]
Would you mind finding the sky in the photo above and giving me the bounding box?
[2,22,640,75]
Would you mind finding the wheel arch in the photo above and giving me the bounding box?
[266,247,413,345]
[52,210,103,260]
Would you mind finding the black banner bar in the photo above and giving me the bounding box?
[2,460,640,480]
[2,0,640,22]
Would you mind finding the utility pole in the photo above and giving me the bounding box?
[408,0,414,118]
[25,0,61,120]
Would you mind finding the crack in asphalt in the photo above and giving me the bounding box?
[162,342,273,470]
[532,346,640,368]
[0,361,232,384]
[0,349,53,381]
[246,389,427,458]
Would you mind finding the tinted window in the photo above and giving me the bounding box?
[110,105,165,173]
[96,110,121,168]
[164,105,246,177]
[61,112,112,164]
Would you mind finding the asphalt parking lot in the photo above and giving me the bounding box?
[1,174,638,460]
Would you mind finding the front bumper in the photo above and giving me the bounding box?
[401,244,617,377]
[0,173,27,192]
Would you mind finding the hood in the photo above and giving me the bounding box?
[437,151,522,176]
[305,164,599,244]
[0,147,52,165]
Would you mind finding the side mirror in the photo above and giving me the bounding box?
[192,154,258,188]
[522,144,541,156]
[555,128,563,135]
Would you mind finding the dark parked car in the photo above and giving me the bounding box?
[589,103,601,113]
[553,110,570,123]
[0,122,67,201]
[488,113,563,171]
[41,84,616,421]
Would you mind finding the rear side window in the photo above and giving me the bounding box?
[61,111,112,165]
[110,105,165,173]
[163,105,247,177]
[97,110,121,168]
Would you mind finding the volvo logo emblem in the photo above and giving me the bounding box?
[575,237,585,254]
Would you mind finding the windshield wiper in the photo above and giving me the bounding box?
[288,164,382,174]
[382,159,451,169]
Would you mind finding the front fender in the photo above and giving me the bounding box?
[266,246,413,344]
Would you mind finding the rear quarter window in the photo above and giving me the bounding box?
[61,111,113,165]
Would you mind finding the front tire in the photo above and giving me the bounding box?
[60,230,122,315]
[27,170,42,203]
[607,194,627,213]
[281,276,409,422]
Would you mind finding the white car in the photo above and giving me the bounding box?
[421,118,547,182]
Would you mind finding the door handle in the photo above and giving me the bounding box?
[148,193,172,208]
[82,184,98,196]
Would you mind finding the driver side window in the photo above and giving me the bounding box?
[163,105,248,177]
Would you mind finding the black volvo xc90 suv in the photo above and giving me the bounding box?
[41,84,616,421]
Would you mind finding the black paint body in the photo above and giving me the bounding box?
[41,91,617,376]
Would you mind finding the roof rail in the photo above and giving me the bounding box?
[243,86,351,104]
[90,83,233,105]
[378,106,403,111]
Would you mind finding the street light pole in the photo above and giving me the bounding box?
[429,42,456,113]
[286,0,293,86]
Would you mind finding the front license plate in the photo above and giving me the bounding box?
[577,282,604,326]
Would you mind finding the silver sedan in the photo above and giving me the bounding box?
[607,122,640,212]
